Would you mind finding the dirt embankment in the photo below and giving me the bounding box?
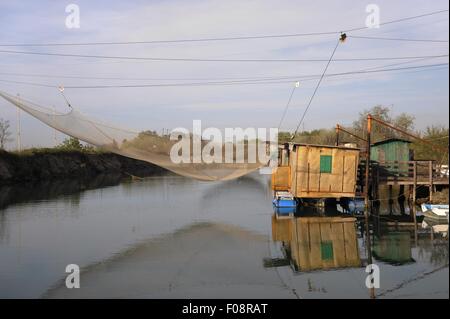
[0,150,166,185]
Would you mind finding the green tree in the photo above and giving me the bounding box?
[411,126,449,162]
[56,137,89,151]
[288,128,336,145]
[394,113,415,132]
[352,105,415,142]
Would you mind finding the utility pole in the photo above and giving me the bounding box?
[16,94,22,152]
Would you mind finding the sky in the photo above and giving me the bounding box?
[0,0,448,149]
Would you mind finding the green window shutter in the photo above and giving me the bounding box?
[320,155,332,173]
[321,241,334,260]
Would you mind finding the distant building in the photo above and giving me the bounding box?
[370,138,413,175]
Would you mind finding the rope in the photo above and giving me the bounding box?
[291,37,341,139]
[277,84,298,130]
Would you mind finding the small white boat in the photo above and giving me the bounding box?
[421,204,449,216]
[421,203,449,225]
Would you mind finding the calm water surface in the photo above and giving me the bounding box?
[0,174,448,298]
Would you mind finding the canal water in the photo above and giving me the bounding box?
[0,174,448,298]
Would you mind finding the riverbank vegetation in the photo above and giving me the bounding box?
[278,105,448,163]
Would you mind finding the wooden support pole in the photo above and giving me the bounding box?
[413,161,417,206]
[429,161,434,202]
[335,124,340,146]
[412,162,418,243]
[388,185,393,214]
[364,115,372,220]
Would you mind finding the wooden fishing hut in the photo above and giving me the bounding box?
[272,143,361,199]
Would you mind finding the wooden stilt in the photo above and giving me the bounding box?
[429,161,434,202]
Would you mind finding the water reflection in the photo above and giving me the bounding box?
[268,210,426,272]
[270,214,361,272]
[0,174,448,298]
[268,202,448,298]
[372,232,414,265]
[0,174,125,209]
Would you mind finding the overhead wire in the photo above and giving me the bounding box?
[291,37,341,138]
[0,9,447,47]
[348,35,449,43]
[277,83,298,129]
[0,49,447,63]
[0,55,447,82]
[0,55,448,81]
[0,63,447,89]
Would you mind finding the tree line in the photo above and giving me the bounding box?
[1,105,448,163]
[278,105,448,163]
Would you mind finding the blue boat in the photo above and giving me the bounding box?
[274,206,297,215]
[273,191,297,208]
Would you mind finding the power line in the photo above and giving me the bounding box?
[278,83,299,129]
[0,9,447,47]
[344,9,450,32]
[0,31,338,47]
[0,55,445,82]
[0,49,447,63]
[292,38,341,138]
[0,63,447,88]
[348,35,449,43]
[325,62,449,78]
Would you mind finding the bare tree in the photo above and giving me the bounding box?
[0,118,13,149]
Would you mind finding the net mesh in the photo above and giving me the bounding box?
[0,90,267,181]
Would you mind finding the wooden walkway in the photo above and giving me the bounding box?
[358,160,449,201]
[375,160,448,185]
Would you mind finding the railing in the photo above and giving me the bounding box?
[374,160,449,183]
[356,160,449,197]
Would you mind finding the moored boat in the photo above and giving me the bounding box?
[421,203,449,225]
[272,191,297,208]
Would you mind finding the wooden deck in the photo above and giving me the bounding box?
[375,160,449,186]
[384,178,449,186]
[357,160,449,201]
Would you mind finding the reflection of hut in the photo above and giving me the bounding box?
[272,215,361,272]
[271,214,292,242]
[272,143,360,199]
[372,232,414,265]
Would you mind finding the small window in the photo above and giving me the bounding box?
[320,155,332,173]
[321,241,334,261]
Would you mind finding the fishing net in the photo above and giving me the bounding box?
[0,90,274,181]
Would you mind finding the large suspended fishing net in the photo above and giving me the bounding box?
[0,90,275,181]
